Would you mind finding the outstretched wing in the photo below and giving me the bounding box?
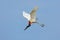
[30,6,38,22]
[23,11,31,20]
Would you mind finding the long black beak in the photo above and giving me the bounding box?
[24,24,31,30]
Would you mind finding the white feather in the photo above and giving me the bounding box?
[23,11,31,20]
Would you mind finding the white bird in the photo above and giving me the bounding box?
[23,7,45,30]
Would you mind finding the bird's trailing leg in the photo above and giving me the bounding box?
[36,21,45,27]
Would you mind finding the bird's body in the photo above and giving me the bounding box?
[23,6,45,30]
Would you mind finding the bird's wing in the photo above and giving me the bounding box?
[30,6,38,22]
[23,11,31,20]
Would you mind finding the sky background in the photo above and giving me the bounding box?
[0,0,60,40]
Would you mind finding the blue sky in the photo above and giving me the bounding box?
[0,0,60,40]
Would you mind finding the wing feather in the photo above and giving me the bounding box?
[30,6,38,22]
[23,11,31,20]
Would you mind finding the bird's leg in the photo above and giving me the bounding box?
[36,21,45,27]
[32,22,37,23]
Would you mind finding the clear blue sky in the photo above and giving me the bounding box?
[0,0,60,40]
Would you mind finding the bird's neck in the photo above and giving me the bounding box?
[29,21,32,24]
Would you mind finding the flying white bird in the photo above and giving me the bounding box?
[23,7,45,30]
